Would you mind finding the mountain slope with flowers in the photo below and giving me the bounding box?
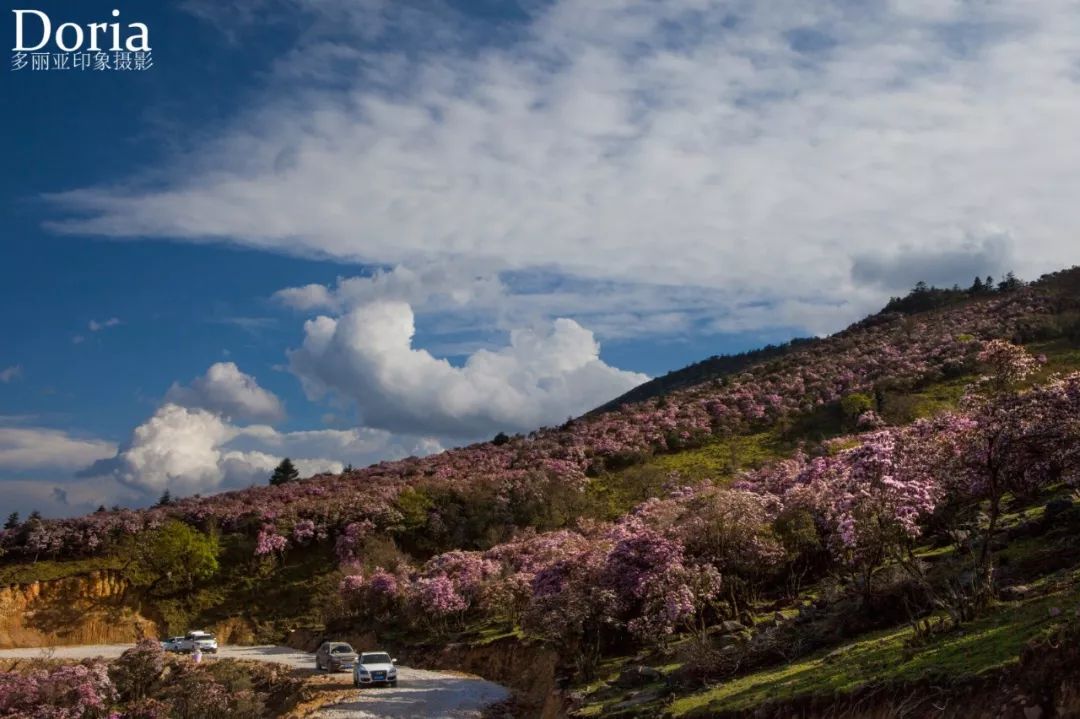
[3,268,1080,717]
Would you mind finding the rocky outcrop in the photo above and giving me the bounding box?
[0,570,156,648]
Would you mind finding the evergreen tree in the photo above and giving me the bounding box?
[3,511,19,530]
[28,510,42,522]
[997,271,1023,292]
[270,457,300,486]
[970,276,985,294]
[157,490,172,507]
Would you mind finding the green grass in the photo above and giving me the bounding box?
[906,375,971,419]
[646,431,787,481]
[465,621,525,646]
[669,587,1078,717]
[0,556,122,586]
[1028,338,1080,375]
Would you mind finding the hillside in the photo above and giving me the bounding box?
[3,267,1080,717]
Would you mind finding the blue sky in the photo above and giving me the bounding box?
[3,0,1079,517]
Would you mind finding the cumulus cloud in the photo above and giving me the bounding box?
[0,365,22,383]
[289,300,648,437]
[42,0,1080,334]
[0,428,117,471]
[165,362,286,423]
[80,403,439,496]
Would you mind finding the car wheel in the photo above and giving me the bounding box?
[390,680,398,688]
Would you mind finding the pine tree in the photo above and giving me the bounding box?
[27,510,42,522]
[157,490,172,507]
[998,271,1023,292]
[970,276,985,294]
[270,457,300,486]
[3,511,19,530]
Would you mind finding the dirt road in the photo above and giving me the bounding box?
[0,644,509,718]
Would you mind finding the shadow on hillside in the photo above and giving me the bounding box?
[23,581,132,642]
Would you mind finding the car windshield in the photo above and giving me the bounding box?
[331,645,354,654]
[361,653,391,664]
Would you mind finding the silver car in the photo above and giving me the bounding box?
[315,641,358,672]
[160,636,184,653]
[177,631,218,654]
[352,651,398,688]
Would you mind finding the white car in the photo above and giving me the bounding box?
[352,651,398,687]
[177,631,218,654]
[160,636,185,652]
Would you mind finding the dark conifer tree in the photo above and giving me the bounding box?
[270,457,300,486]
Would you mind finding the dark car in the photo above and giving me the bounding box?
[315,641,358,672]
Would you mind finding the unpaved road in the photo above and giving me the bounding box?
[0,644,509,718]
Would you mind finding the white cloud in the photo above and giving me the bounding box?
[165,361,286,423]
[0,428,117,471]
[89,317,121,332]
[42,0,1080,335]
[288,300,648,437]
[274,263,507,314]
[80,403,440,497]
[0,365,22,383]
[274,265,784,343]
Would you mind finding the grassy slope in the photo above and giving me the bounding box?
[567,336,1080,717]
[0,557,123,586]
[671,580,1077,716]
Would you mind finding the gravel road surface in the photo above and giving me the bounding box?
[0,644,509,718]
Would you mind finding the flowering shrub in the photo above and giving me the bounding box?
[254,525,288,557]
[414,575,468,617]
[366,567,399,598]
[160,668,232,719]
[337,573,366,614]
[109,639,164,702]
[116,698,169,719]
[290,519,317,546]
[0,660,116,719]
[334,520,374,563]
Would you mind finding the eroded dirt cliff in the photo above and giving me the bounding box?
[0,570,155,648]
